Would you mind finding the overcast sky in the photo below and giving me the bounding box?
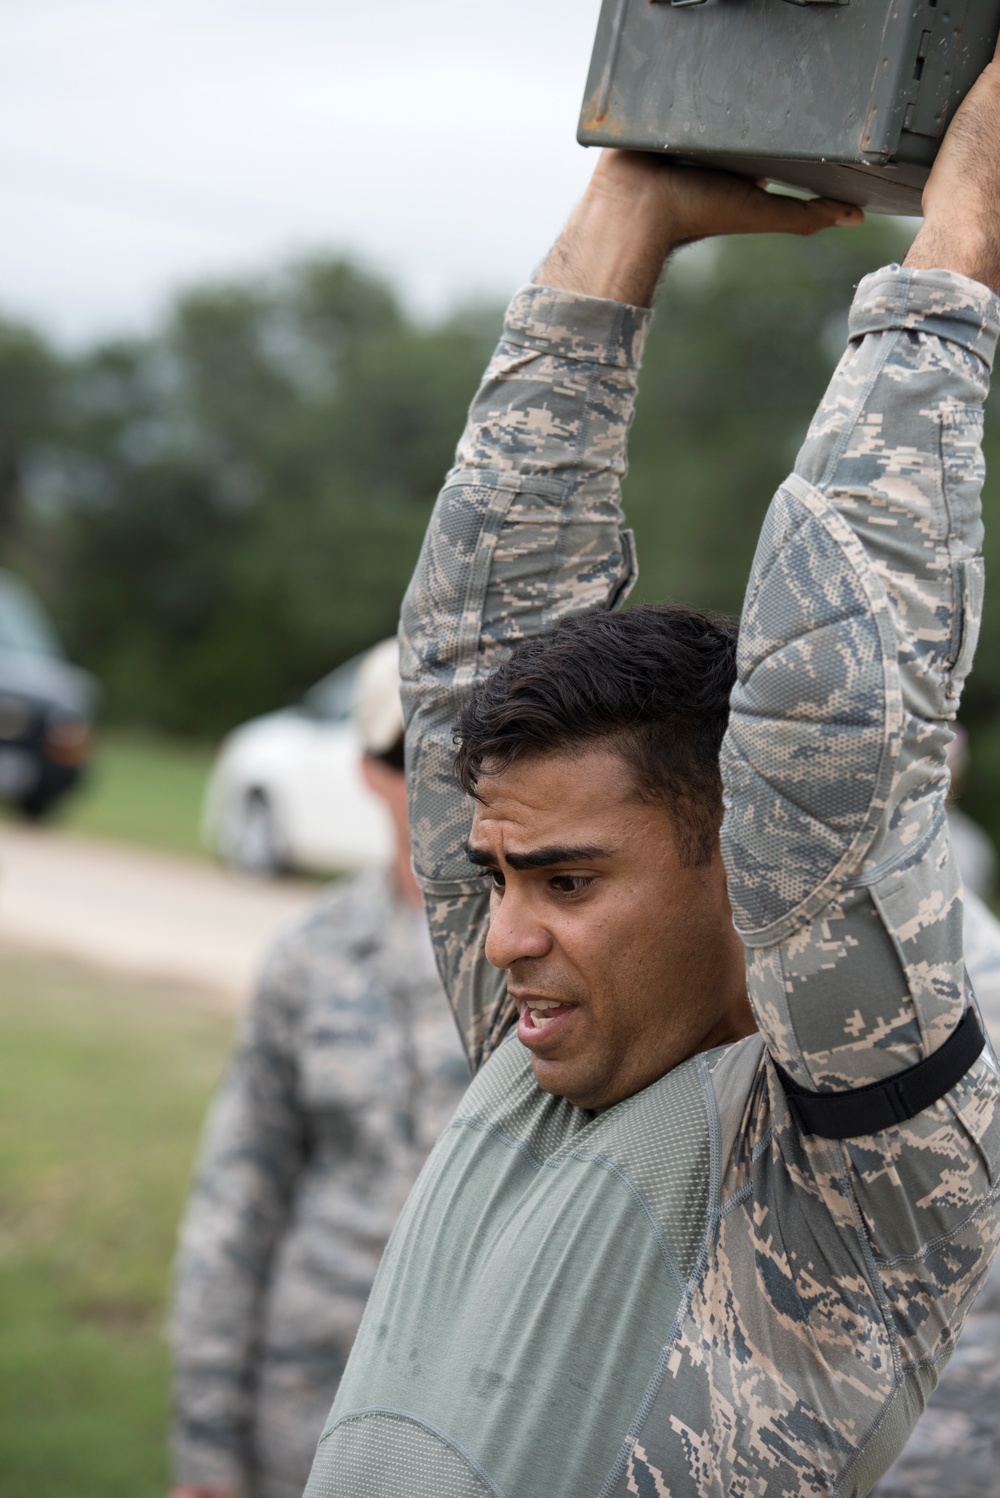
[1,0,603,346]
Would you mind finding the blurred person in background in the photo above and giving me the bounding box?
[167,638,470,1498]
[872,730,1000,1498]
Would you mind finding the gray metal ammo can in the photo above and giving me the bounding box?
[578,0,1000,214]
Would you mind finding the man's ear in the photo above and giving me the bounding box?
[360,753,390,800]
[361,753,406,808]
[360,753,377,794]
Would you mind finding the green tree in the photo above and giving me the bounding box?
[43,261,499,734]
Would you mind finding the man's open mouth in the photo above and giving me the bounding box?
[514,996,578,1047]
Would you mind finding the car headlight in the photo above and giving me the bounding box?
[45,716,91,765]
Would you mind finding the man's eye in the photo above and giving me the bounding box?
[488,869,505,891]
[550,875,591,894]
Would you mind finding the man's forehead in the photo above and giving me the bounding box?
[470,746,642,844]
[478,747,622,799]
[476,743,635,799]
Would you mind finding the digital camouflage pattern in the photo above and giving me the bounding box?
[871,886,1000,1498]
[169,868,469,1498]
[871,1251,1000,1498]
[305,267,1000,1498]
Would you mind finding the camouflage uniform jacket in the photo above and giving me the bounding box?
[305,268,1000,1498]
[169,868,469,1498]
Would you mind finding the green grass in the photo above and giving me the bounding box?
[57,731,218,859]
[0,949,234,1497]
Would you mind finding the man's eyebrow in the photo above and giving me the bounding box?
[465,842,611,871]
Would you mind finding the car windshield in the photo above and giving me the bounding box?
[0,572,62,657]
[301,657,362,723]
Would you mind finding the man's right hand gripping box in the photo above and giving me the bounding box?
[578,0,1000,215]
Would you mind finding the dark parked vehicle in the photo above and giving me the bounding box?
[0,569,97,818]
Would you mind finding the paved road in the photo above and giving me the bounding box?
[0,824,317,1008]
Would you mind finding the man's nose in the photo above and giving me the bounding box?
[484,885,553,969]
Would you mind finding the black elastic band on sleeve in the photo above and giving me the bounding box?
[776,1005,986,1140]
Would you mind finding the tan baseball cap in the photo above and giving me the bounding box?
[353,637,404,756]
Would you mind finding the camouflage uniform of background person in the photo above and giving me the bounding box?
[167,638,470,1498]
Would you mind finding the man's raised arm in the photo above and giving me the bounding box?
[722,61,1000,1081]
[717,54,1000,1372]
[399,160,855,1069]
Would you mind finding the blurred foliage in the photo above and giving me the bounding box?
[7,259,501,735]
[4,226,1000,841]
[0,948,233,1497]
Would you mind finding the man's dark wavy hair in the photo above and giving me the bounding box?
[454,603,739,867]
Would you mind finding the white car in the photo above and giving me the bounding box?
[203,654,392,876]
